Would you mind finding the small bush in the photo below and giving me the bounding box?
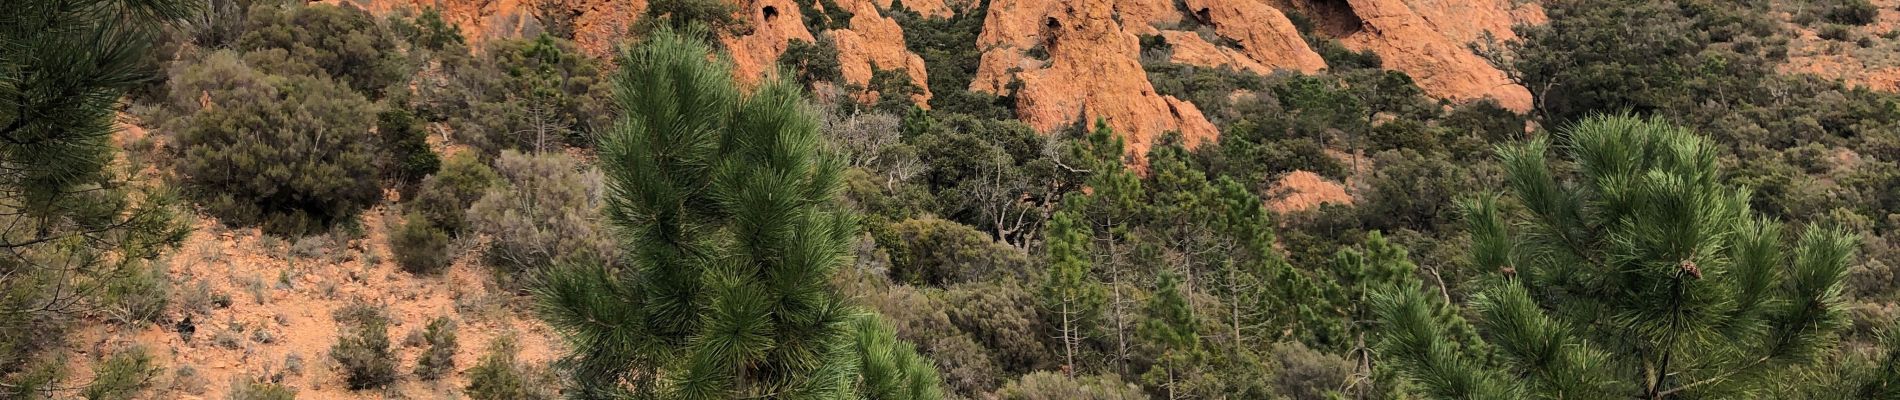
[467,151,617,283]
[425,34,611,155]
[465,336,557,400]
[329,304,396,390]
[413,317,458,380]
[1823,0,1879,26]
[101,261,170,324]
[992,372,1146,400]
[226,375,296,400]
[392,212,452,274]
[378,107,440,189]
[1268,341,1353,399]
[408,152,497,236]
[82,347,160,400]
[1820,24,1856,41]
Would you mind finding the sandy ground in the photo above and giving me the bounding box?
[56,205,561,399]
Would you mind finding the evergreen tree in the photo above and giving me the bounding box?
[1068,120,1142,375]
[1,0,190,394]
[1371,115,1858,399]
[1138,273,1203,400]
[851,314,947,400]
[536,30,935,399]
[1040,207,1105,377]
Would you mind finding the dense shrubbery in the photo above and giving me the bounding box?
[237,3,406,96]
[882,216,1033,285]
[81,347,160,400]
[170,51,383,236]
[422,34,611,155]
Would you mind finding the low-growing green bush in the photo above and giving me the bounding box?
[465,336,557,400]
[329,304,396,390]
[413,317,457,380]
[81,347,160,400]
[237,2,406,96]
[410,152,498,236]
[392,212,452,274]
[226,376,296,400]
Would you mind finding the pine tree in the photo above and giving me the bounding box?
[1139,273,1203,400]
[851,314,947,400]
[1040,206,1105,377]
[536,30,934,399]
[1068,120,1142,375]
[1371,115,1858,399]
[1,0,190,394]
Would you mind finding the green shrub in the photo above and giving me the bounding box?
[467,150,616,282]
[1821,24,1856,41]
[101,261,170,325]
[391,212,452,275]
[991,372,1146,400]
[413,317,457,380]
[1823,0,1879,26]
[465,336,557,400]
[426,34,611,154]
[780,37,844,86]
[410,152,498,236]
[882,216,1033,285]
[226,375,296,400]
[82,347,160,400]
[171,51,382,236]
[1267,341,1352,399]
[378,107,439,189]
[237,2,405,96]
[329,304,395,390]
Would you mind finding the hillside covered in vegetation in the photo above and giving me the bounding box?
[3,0,1900,398]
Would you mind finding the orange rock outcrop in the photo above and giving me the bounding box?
[970,0,1219,162]
[1181,0,1326,73]
[1161,30,1273,75]
[721,0,818,84]
[1267,170,1353,214]
[1270,0,1538,111]
[831,0,934,105]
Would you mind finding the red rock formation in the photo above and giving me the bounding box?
[1115,0,1182,35]
[1161,30,1272,74]
[869,0,952,17]
[721,0,818,84]
[340,0,645,57]
[1267,170,1352,214]
[1181,0,1326,73]
[971,0,1218,163]
[831,0,934,105]
[1271,0,1537,111]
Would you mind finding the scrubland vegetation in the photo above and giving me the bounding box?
[3,0,1898,398]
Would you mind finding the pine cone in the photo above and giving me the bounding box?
[1679,260,1702,280]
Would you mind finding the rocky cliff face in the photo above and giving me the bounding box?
[358,0,1540,161]
[1268,0,1541,111]
[969,0,1219,163]
[831,0,935,105]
